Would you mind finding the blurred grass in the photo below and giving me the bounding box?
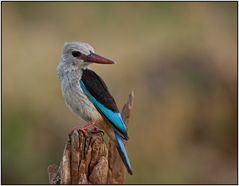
[2,2,237,184]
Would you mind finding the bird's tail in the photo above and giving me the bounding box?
[114,130,133,175]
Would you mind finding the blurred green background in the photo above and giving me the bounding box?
[2,2,237,184]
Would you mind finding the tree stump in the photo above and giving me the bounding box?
[48,92,134,184]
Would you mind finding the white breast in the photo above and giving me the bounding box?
[60,70,102,123]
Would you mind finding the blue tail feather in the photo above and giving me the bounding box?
[114,131,133,175]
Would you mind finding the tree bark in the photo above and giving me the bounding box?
[48,91,134,184]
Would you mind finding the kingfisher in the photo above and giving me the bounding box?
[57,42,133,175]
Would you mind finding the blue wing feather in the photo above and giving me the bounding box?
[115,131,133,175]
[80,80,127,135]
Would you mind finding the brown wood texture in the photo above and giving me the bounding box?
[48,92,134,184]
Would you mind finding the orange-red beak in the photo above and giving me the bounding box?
[86,52,115,64]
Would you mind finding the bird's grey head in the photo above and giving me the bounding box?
[60,42,114,69]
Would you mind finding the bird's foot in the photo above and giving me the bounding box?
[78,128,89,137]
[68,127,90,137]
[90,127,104,136]
[69,121,97,137]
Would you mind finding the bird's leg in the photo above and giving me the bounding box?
[79,121,97,136]
[69,121,97,137]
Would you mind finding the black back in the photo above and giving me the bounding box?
[81,69,119,112]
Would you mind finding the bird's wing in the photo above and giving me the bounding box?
[80,69,128,140]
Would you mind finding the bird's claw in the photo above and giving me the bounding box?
[68,127,89,137]
[69,122,98,137]
[78,128,89,137]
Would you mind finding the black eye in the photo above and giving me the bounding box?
[72,51,82,57]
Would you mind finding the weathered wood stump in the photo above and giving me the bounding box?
[48,92,134,184]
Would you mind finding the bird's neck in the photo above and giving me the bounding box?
[57,62,87,81]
